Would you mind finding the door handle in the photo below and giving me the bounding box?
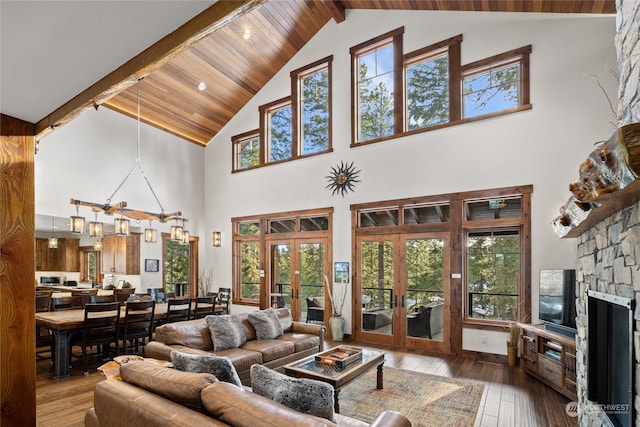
[394,295,398,308]
[296,289,299,299]
[401,295,405,308]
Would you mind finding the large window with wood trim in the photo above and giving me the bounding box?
[463,194,529,324]
[350,28,531,145]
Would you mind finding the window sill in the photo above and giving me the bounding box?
[463,319,513,332]
[231,299,259,307]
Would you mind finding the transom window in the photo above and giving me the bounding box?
[462,45,531,119]
[297,60,331,156]
[232,130,260,172]
[405,50,449,130]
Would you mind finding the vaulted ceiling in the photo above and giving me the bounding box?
[29,0,616,147]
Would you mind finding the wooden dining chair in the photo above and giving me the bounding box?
[194,295,216,319]
[50,296,84,311]
[35,293,54,359]
[165,297,192,323]
[214,288,231,315]
[114,288,135,303]
[74,302,121,375]
[71,289,98,307]
[120,300,155,354]
[90,294,117,303]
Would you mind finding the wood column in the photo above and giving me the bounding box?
[1,114,36,426]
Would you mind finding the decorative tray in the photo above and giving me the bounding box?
[315,346,362,368]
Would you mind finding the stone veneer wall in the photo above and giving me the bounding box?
[576,200,640,425]
[616,0,640,126]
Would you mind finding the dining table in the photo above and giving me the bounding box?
[35,302,172,379]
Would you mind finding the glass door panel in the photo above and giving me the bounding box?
[405,237,444,342]
[359,239,395,339]
[270,243,292,311]
[298,242,324,324]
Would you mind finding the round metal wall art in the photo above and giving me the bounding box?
[325,161,361,197]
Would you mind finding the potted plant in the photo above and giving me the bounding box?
[506,322,519,367]
[324,275,347,341]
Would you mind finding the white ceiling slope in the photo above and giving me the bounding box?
[0,0,215,123]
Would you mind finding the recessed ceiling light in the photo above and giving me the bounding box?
[242,28,252,40]
[197,82,207,91]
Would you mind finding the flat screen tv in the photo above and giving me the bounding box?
[539,269,577,335]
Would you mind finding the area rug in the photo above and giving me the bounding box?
[338,367,484,427]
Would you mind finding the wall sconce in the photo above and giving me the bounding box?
[114,217,130,236]
[212,231,221,247]
[70,203,85,234]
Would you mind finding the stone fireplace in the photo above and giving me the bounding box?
[576,210,638,425]
[559,1,640,425]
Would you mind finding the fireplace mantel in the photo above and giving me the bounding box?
[553,122,640,238]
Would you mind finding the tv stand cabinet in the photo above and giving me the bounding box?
[518,323,577,401]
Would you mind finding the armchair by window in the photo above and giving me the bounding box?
[306,297,324,324]
[407,302,444,339]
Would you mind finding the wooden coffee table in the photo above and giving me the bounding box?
[283,346,384,413]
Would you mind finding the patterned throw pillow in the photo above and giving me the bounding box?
[170,350,243,388]
[206,314,247,351]
[247,308,284,340]
[250,364,335,421]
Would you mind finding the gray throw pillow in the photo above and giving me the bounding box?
[206,314,247,351]
[277,310,293,332]
[170,350,242,388]
[247,308,283,340]
[250,364,335,421]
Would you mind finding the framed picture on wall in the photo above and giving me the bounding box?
[145,259,159,272]
[334,262,349,283]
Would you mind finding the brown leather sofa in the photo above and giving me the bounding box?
[145,308,324,384]
[85,360,412,427]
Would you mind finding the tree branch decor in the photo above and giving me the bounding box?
[324,274,347,316]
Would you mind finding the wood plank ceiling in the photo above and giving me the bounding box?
[39,0,616,147]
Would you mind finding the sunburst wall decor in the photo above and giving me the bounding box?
[325,161,361,197]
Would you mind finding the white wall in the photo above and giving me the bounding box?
[202,10,618,353]
[36,107,205,293]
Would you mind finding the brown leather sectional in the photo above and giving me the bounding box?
[144,308,325,384]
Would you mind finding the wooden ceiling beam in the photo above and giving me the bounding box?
[324,1,346,23]
[34,0,266,142]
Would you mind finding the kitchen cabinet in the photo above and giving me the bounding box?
[101,234,140,275]
[35,238,80,272]
[519,323,577,401]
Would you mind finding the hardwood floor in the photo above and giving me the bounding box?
[35,340,578,427]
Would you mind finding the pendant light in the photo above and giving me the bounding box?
[145,220,157,243]
[48,217,58,249]
[180,229,190,245]
[94,238,102,251]
[70,202,85,234]
[170,218,184,242]
[88,211,103,238]
[114,216,130,236]
[69,79,185,240]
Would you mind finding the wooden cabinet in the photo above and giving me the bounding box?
[519,323,577,401]
[35,238,80,271]
[101,234,140,275]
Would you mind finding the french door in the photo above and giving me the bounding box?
[266,238,328,323]
[355,232,450,352]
